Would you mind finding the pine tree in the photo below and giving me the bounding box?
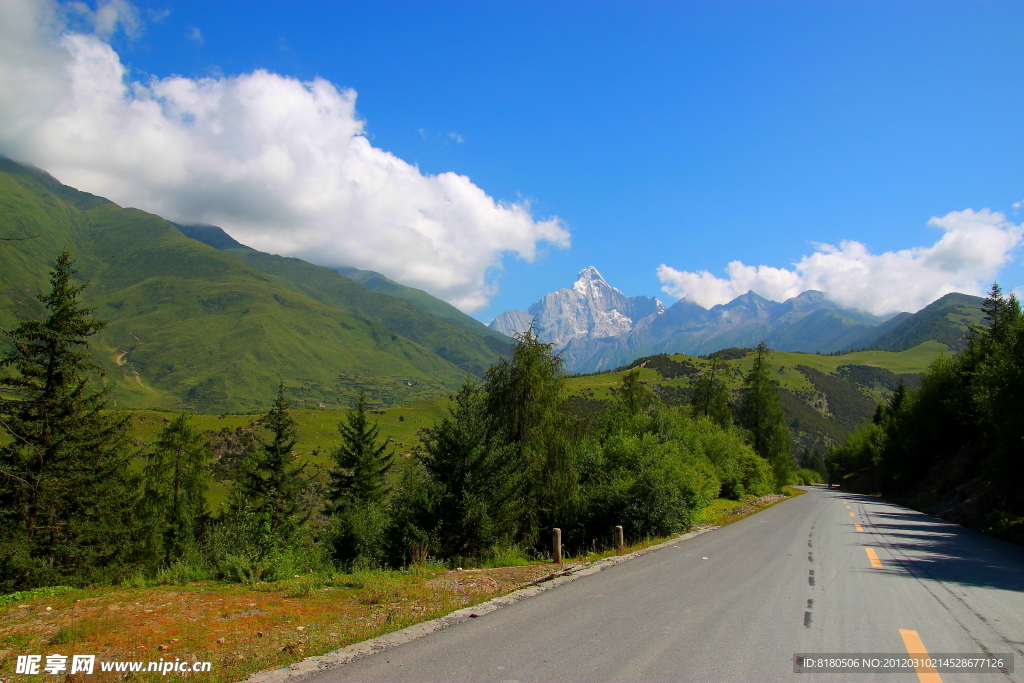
[690,357,732,428]
[141,412,211,566]
[981,283,1008,342]
[0,251,138,589]
[329,392,393,512]
[614,369,653,417]
[325,393,395,567]
[483,326,577,543]
[418,380,520,559]
[231,382,305,542]
[736,341,794,489]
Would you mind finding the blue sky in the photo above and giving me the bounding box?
[1,0,1021,320]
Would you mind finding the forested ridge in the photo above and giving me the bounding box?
[829,285,1024,542]
[0,253,808,591]
[585,344,931,471]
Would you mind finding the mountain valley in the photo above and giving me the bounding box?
[0,156,985,422]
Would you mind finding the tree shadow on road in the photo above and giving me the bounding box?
[848,504,1024,593]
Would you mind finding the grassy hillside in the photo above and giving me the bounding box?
[125,397,452,509]
[177,225,511,377]
[861,292,985,352]
[336,266,509,343]
[128,399,449,463]
[565,342,944,454]
[0,158,470,413]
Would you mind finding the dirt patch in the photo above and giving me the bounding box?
[0,566,556,683]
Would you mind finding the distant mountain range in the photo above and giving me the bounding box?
[0,156,987,413]
[0,158,510,413]
[491,265,664,351]
[491,267,985,373]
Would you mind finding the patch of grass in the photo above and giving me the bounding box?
[48,625,83,645]
[482,546,533,568]
[127,398,449,465]
[0,565,555,683]
[771,342,948,375]
[692,488,803,527]
[692,498,750,526]
[0,586,75,607]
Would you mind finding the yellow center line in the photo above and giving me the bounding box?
[845,505,851,509]
[849,512,856,517]
[855,523,863,531]
[899,629,943,683]
[865,547,882,568]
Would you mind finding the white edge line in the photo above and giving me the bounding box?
[242,526,720,683]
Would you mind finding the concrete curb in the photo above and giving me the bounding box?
[243,526,718,683]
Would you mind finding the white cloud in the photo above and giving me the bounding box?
[64,0,142,41]
[1013,199,1023,210]
[185,25,202,44]
[448,132,464,144]
[658,209,1024,315]
[0,0,568,312]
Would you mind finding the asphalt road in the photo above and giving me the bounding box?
[308,488,1024,683]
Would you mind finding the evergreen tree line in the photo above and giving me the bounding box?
[0,253,800,590]
[828,285,1024,530]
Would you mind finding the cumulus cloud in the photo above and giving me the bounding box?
[0,0,568,311]
[658,209,1024,315]
[64,0,142,40]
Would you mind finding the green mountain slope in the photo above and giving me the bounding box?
[765,308,878,353]
[566,342,943,457]
[859,292,985,352]
[0,158,468,412]
[176,224,510,377]
[336,266,508,342]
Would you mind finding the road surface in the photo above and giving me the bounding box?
[306,488,1024,682]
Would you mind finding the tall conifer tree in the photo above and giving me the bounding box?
[418,380,519,559]
[142,412,211,565]
[483,326,577,543]
[231,382,305,542]
[690,357,732,428]
[0,251,137,589]
[329,392,393,512]
[736,341,794,489]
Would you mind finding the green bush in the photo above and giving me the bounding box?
[482,545,533,568]
[155,549,213,585]
[330,503,392,570]
[793,468,824,485]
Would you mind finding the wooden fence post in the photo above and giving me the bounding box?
[552,528,562,565]
[615,525,624,552]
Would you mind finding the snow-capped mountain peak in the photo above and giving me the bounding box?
[489,266,664,350]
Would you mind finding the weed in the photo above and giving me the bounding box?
[0,586,75,608]
[48,625,82,645]
[280,574,330,598]
[157,551,213,585]
[482,546,532,568]
[353,573,400,605]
